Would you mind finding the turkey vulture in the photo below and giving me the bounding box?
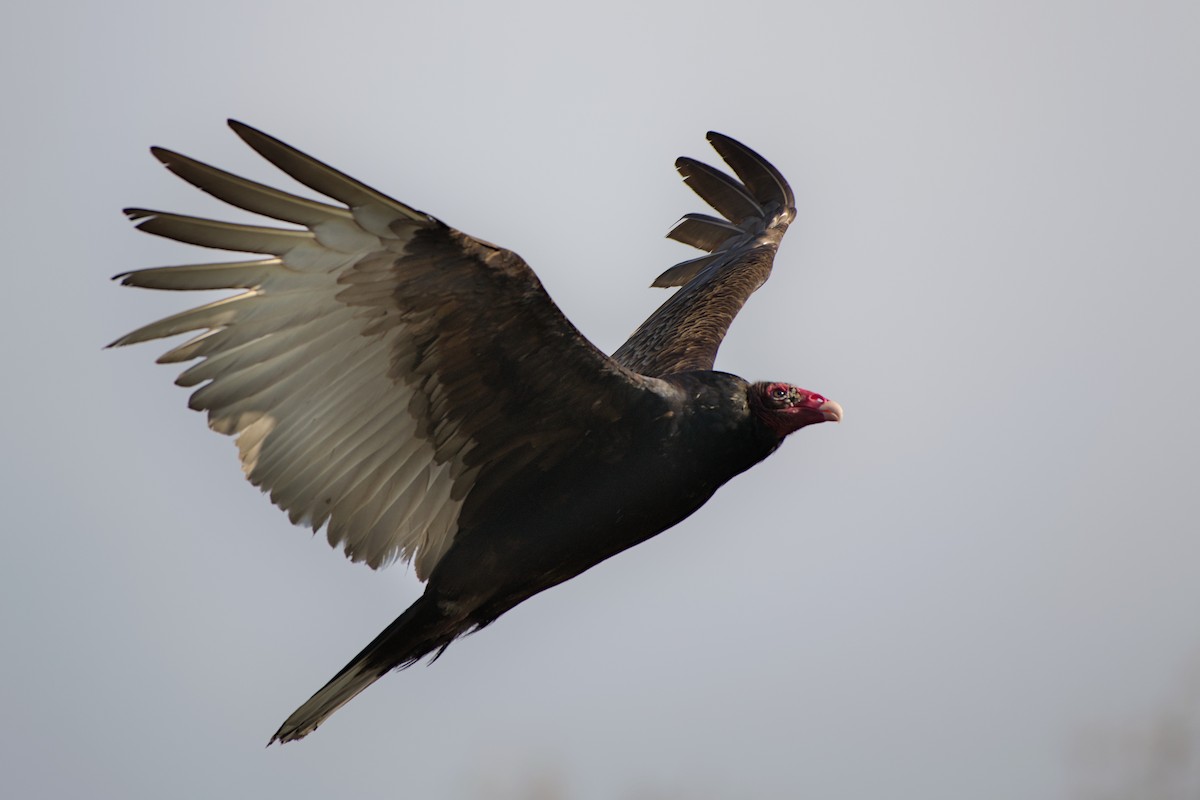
[111,122,842,743]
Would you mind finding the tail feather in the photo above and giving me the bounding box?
[269,593,461,744]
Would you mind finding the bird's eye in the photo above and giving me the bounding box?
[770,386,788,400]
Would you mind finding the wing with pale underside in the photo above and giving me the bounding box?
[111,121,669,580]
[612,133,796,377]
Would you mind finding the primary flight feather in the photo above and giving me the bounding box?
[111,122,842,743]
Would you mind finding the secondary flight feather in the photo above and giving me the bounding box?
[111,122,841,742]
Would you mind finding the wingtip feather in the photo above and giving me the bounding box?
[227,118,255,137]
[704,133,795,210]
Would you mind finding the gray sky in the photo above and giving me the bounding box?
[3,1,1198,798]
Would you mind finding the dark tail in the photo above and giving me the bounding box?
[269,592,463,744]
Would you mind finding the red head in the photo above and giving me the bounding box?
[749,382,843,438]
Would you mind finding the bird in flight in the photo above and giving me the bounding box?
[111,122,842,743]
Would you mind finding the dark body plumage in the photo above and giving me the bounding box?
[111,124,840,742]
[435,371,780,629]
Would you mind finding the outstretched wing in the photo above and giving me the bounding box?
[111,121,671,580]
[612,133,795,377]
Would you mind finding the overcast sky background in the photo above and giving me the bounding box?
[3,2,1198,798]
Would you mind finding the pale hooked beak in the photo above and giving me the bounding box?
[819,399,844,423]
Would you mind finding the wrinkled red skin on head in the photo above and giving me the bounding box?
[749,381,832,438]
